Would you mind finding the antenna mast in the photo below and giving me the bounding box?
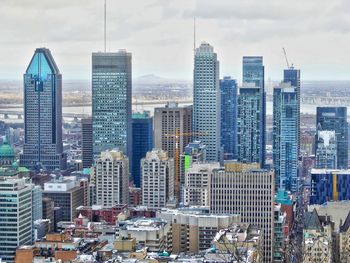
[193,17,196,56]
[104,0,107,52]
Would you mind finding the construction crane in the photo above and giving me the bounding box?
[282,47,290,69]
[164,129,207,202]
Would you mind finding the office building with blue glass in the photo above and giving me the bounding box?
[131,111,153,187]
[20,48,66,171]
[238,56,265,167]
[273,83,298,192]
[92,50,132,156]
[193,42,220,161]
[310,169,350,204]
[316,107,348,169]
[220,76,237,160]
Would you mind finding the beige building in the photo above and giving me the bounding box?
[141,149,174,208]
[157,207,240,254]
[183,162,220,206]
[118,218,170,252]
[93,150,129,207]
[209,162,275,262]
[340,212,350,263]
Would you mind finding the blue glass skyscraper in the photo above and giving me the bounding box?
[238,56,265,167]
[273,83,299,192]
[220,77,237,159]
[131,112,153,187]
[92,50,132,156]
[316,107,348,169]
[20,48,66,170]
[193,42,220,161]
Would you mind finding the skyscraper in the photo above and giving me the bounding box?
[220,76,237,159]
[315,130,337,169]
[0,178,32,263]
[193,42,220,162]
[237,84,263,165]
[81,117,93,168]
[20,48,66,171]
[141,149,174,208]
[240,56,265,167]
[273,83,299,192]
[92,50,132,156]
[316,107,348,169]
[131,112,153,187]
[93,150,129,207]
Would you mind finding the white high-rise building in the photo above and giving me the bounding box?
[193,42,220,161]
[210,162,275,262]
[315,130,337,169]
[0,178,32,263]
[93,150,129,207]
[183,162,219,207]
[141,149,174,208]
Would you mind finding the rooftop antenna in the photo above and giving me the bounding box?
[193,17,196,56]
[104,0,107,52]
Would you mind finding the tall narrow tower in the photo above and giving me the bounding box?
[20,48,66,170]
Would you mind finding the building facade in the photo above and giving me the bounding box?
[316,107,348,169]
[273,83,299,192]
[92,51,132,155]
[93,150,129,207]
[131,111,153,187]
[20,48,66,170]
[210,163,275,262]
[193,42,220,162]
[0,178,32,263]
[220,76,237,159]
[141,149,174,208]
[315,130,337,169]
[81,117,93,168]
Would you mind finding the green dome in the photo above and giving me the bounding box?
[0,137,15,158]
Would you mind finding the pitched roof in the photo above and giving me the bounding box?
[340,211,350,233]
[304,209,322,230]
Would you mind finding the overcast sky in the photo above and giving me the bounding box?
[1,0,349,81]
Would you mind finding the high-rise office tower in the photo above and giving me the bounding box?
[273,83,299,192]
[154,102,192,200]
[315,130,337,169]
[92,50,132,156]
[316,107,348,169]
[141,149,174,208]
[20,48,66,171]
[32,185,43,222]
[220,76,237,159]
[237,84,263,165]
[93,150,129,207]
[210,162,275,262]
[131,112,153,187]
[193,42,220,162]
[81,117,93,168]
[240,56,265,167]
[0,178,32,263]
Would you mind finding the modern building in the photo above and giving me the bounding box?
[157,208,240,254]
[43,177,84,221]
[81,117,93,168]
[273,83,299,192]
[118,218,170,252]
[42,197,54,232]
[220,76,237,159]
[273,204,288,262]
[193,42,220,162]
[141,149,174,208]
[20,48,66,171]
[183,162,220,207]
[310,169,350,205]
[92,150,129,207]
[237,84,263,166]
[179,141,206,203]
[241,56,265,167]
[0,178,32,263]
[315,130,337,169]
[154,102,192,200]
[131,111,153,187]
[210,162,275,262]
[92,50,132,156]
[32,185,43,222]
[316,107,348,169]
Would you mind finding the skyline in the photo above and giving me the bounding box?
[0,0,349,80]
